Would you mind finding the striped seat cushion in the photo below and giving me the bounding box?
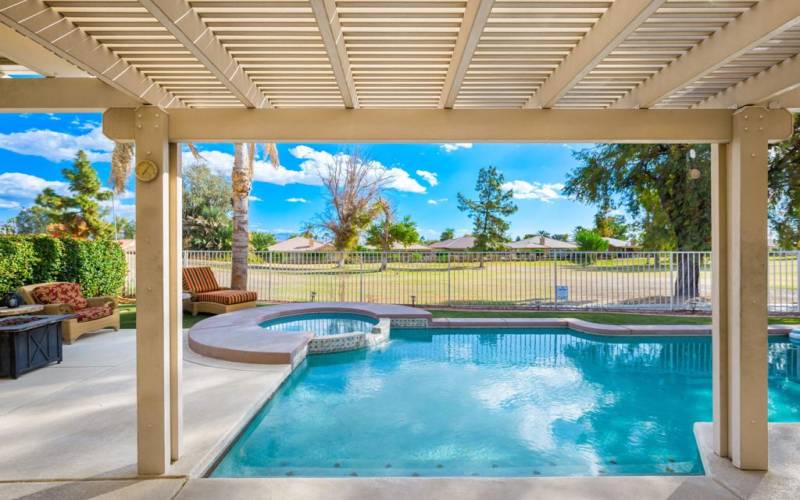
[193,289,257,305]
[183,267,220,293]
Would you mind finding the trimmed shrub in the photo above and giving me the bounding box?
[0,237,35,293]
[61,239,127,297]
[27,235,65,283]
[0,235,126,297]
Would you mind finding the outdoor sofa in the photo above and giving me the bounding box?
[182,267,258,316]
[17,282,120,344]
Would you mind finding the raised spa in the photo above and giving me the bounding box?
[260,313,379,337]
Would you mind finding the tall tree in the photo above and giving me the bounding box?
[439,228,455,241]
[34,150,113,239]
[564,144,710,298]
[366,201,421,271]
[594,209,628,239]
[232,143,279,290]
[317,149,387,265]
[457,166,517,266]
[768,119,800,249]
[183,163,232,250]
[5,206,50,234]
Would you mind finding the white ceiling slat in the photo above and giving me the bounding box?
[440,0,494,108]
[139,0,270,108]
[309,0,358,108]
[696,54,800,110]
[612,0,800,109]
[524,0,665,108]
[0,0,180,107]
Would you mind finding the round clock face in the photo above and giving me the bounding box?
[135,159,159,182]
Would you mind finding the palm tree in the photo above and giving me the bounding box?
[111,141,279,290]
[231,143,279,290]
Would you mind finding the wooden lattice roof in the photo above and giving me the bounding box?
[0,0,798,110]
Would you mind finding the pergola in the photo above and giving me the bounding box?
[0,0,797,478]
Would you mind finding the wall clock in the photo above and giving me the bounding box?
[135,159,159,182]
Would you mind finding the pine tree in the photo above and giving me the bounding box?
[35,150,113,239]
[457,166,517,265]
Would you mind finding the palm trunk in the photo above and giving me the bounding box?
[231,143,250,290]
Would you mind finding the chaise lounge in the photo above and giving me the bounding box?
[17,282,120,344]
[182,267,258,316]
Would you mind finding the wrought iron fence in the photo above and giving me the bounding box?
[123,250,800,313]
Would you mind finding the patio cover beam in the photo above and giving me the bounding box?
[0,78,141,112]
[0,23,86,77]
[309,0,357,109]
[697,55,800,111]
[525,0,666,109]
[138,0,269,109]
[0,0,180,108]
[440,0,494,109]
[103,108,794,144]
[612,0,800,109]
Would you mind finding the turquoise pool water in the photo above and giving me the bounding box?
[259,313,378,337]
[212,329,800,478]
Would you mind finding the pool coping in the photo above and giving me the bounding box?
[188,303,795,366]
[189,302,792,366]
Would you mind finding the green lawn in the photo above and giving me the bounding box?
[119,303,800,329]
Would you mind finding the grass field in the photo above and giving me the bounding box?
[123,252,791,312]
[118,304,800,329]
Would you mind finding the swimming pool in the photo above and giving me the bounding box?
[259,313,379,337]
[211,328,800,478]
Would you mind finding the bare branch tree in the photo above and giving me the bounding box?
[316,149,388,266]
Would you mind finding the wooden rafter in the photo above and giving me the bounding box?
[525,0,666,109]
[0,0,180,107]
[138,0,269,109]
[309,0,357,108]
[697,54,800,110]
[612,0,800,109]
[439,0,494,109]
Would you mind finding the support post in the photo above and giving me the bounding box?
[135,106,172,475]
[712,106,770,470]
[168,142,182,462]
[711,143,729,458]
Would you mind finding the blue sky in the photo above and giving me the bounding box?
[0,112,601,240]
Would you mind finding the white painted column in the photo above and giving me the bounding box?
[134,106,171,475]
[711,142,729,459]
[711,106,770,470]
[168,142,183,462]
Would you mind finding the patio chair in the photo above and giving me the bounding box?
[17,282,120,344]
[182,267,257,316]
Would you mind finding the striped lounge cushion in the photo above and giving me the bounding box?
[183,267,220,293]
[193,290,257,305]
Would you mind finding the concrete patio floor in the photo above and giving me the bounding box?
[0,327,798,500]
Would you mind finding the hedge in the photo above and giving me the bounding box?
[0,236,127,297]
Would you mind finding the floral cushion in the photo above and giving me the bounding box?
[194,289,257,305]
[32,283,89,311]
[75,305,113,323]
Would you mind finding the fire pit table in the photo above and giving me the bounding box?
[0,314,73,378]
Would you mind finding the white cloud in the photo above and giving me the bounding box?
[427,198,448,205]
[441,143,473,153]
[248,195,262,202]
[0,124,113,163]
[0,172,69,199]
[501,180,564,202]
[286,197,307,203]
[185,145,427,194]
[0,199,21,209]
[416,169,438,186]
